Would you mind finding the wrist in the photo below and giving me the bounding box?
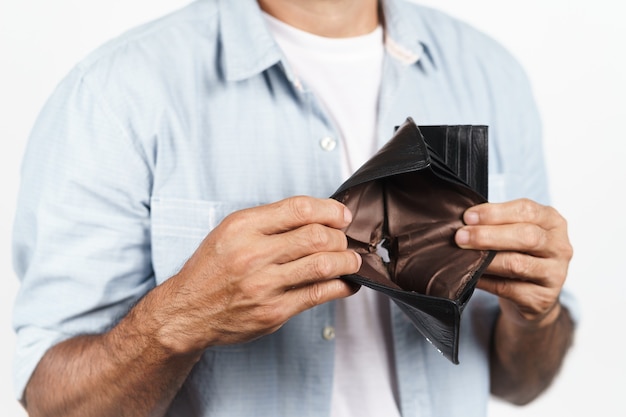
[121,278,207,361]
[499,298,563,332]
[534,301,563,328]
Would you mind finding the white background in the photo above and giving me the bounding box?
[1,1,624,416]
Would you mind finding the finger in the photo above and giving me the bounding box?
[238,196,352,235]
[484,251,565,286]
[268,223,349,264]
[477,274,538,301]
[272,250,362,290]
[477,275,562,322]
[280,277,360,318]
[456,221,558,257]
[225,252,361,334]
[463,199,566,230]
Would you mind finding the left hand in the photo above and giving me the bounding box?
[455,198,573,328]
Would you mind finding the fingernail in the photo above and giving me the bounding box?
[344,208,353,224]
[456,229,470,246]
[464,211,479,225]
[354,251,362,269]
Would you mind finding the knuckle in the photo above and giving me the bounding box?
[527,290,558,318]
[546,260,570,287]
[257,304,286,327]
[552,216,573,261]
[230,250,258,271]
[558,233,573,260]
[237,277,265,297]
[547,205,570,230]
[303,284,326,308]
[306,224,331,250]
[288,196,315,223]
[554,233,574,262]
[545,205,560,221]
[518,224,545,250]
[311,255,335,278]
[517,198,541,222]
[564,241,574,261]
[505,253,534,278]
[492,278,514,299]
[221,210,248,233]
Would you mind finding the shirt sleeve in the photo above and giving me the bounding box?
[505,64,551,205]
[11,66,156,401]
[489,45,581,324]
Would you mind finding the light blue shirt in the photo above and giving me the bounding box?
[12,0,563,416]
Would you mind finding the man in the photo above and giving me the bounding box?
[12,0,576,416]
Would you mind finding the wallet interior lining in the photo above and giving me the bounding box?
[340,168,488,301]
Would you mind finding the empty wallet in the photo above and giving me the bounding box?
[330,117,496,364]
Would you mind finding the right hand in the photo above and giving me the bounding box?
[152,196,362,354]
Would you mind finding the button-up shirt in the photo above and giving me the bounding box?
[13,0,568,416]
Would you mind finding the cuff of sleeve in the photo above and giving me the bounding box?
[13,327,68,403]
[558,287,581,326]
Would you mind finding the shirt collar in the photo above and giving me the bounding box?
[218,0,284,81]
[381,0,435,67]
[217,0,435,81]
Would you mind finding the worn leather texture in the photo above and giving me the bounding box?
[331,118,495,364]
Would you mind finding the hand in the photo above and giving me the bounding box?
[455,199,573,328]
[152,196,361,354]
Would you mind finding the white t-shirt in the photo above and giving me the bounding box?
[263,13,401,417]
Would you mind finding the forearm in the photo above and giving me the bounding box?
[22,197,361,416]
[489,302,575,405]
[24,280,203,417]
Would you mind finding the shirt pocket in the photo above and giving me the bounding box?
[150,198,262,284]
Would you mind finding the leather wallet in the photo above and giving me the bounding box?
[330,117,495,364]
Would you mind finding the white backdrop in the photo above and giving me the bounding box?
[1,1,624,416]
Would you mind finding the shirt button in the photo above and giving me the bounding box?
[322,326,336,341]
[319,136,337,151]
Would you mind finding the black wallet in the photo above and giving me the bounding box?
[330,117,495,364]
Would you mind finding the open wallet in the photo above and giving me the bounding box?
[330,117,496,364]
